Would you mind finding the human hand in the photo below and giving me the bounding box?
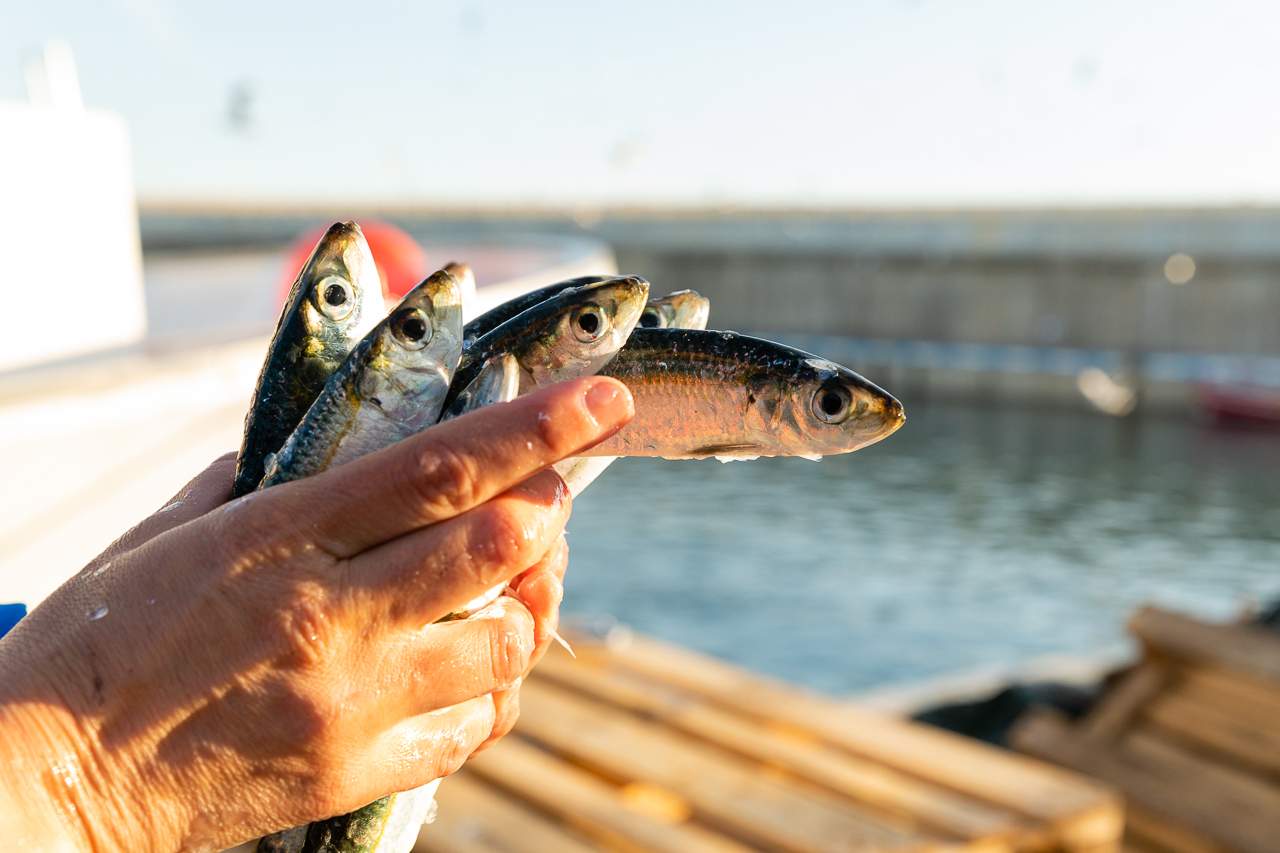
[0,376,632,852]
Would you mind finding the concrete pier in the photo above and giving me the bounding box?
[138,206,1280,410]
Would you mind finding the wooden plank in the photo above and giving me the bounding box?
[1123,807,1225,853]
[1175,665,1280,733]
[419,772,597,853]
[466,737,750,853]
[580,632,1123,851]
[537,650,1023,848]
[1143,689,1280,778]
[1013,710,1277,853]
[1079,663,1167,741]
[516,677,934,852]
[1129,607,1280,683]
[1123,730,1280,817]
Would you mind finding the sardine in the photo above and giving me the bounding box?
[234,222,385,496]
[582,329,905,460]
[445,275,649,411]
[258,269,463,489]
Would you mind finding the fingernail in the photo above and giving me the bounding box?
[583,378,633,428]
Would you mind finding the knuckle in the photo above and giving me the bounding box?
[412,440,481,516]
[270,587,340,670]
[430,724,477,780]
[534,394,591,458]
[486,616,532,687]
[472,506,538,578]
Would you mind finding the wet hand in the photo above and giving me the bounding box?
[0,376,632,852]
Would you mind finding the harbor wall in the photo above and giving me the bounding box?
[140,206,1280,359]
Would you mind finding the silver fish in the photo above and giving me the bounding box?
[234,222,384,496]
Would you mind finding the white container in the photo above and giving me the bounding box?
[0,102,146,372]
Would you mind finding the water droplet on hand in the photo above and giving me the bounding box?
[89,561,111,578]
[159,500,184,513]
[87,605,108,621]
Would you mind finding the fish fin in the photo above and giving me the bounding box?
[550,629,576,658]
[688,443,763,458]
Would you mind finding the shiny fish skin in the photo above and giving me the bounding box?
[439,353,521,421]
[445,276,649,411]
[234,222,384,497]
[461,275,610,348]
[584,329,905,459]
[557,289,711,496]
[258,269,463,489]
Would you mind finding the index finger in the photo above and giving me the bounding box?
[258,376,632,558]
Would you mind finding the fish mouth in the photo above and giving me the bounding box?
[854,387,906,446]
[831,369,905,449]
[424,270,464,310]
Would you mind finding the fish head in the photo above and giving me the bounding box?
[290,221,385,351]
[641,289,711,331]
[774,357,906,456]
[519,275,650,385]
[359,269,464,431]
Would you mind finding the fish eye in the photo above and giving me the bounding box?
[639,307,665,329]
[391,307,432,350]
[315,275,355,320]
[571,304,608,342]
[811,383,853,424]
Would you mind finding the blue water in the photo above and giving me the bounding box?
[564,401,1280,694]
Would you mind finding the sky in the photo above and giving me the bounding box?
[2,0,1279,206]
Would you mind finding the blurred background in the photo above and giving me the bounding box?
[2,0,1277,700]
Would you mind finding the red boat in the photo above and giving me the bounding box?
[1199,384,1280,426]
